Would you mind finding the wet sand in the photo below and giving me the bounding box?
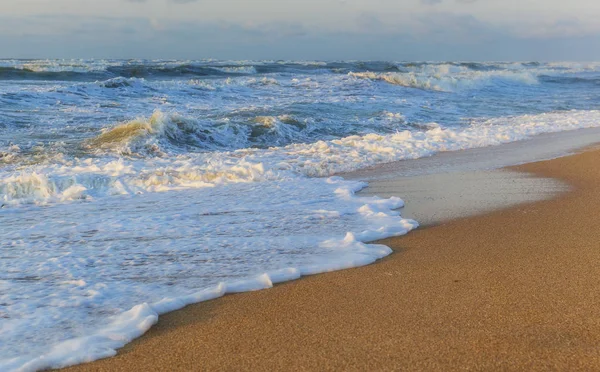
[63,147,600,371]
[358,169,568,226]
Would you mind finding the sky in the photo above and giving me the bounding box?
[1,0,600,61]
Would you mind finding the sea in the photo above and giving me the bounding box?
[1,59,600,371]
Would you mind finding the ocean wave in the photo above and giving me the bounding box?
[0,61,323,81]
[83,111,322,157]
[349,71,447,91]
[2,60,599,83]
[539,75,600,85]
[0,146,21,166]
[83,111,228,156]
[0,66,106,82]
[2,109,599,369]
[103,64,256,78]
[4,109,600,206]
[209,66,258,74]
[0,62,258,82]
[348,69,539,91]
[95,77,148,89]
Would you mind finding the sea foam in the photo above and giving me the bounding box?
[0,177,416,371]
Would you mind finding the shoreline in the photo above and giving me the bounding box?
[62,145,600,371]
[358,168,568,227]
[352,126,600,226]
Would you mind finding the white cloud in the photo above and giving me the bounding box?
[1,0,600,60]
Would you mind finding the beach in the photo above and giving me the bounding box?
[2,0,600,364]
[61,145,600,371]
[3,60,600,370]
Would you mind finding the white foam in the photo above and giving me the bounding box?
[210,66,258,74]
[0,177,417,371]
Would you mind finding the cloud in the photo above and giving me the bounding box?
[125,0,200,3]
[421,0,477,4]
[505,17,599,39]
[125,0,198,3]
[1,10,599,61]
[355,13,387,32]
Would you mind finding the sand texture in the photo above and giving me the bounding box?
[63,148,600,371]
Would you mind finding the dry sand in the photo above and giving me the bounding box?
[63,148,600,371]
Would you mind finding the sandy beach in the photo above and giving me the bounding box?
[62,146,600,371]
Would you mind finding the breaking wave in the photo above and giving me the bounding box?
[349,69,539,92]
[95,77,148,89]
[4,109,600,206]
[84,112,231,156]
[84,112,315,156]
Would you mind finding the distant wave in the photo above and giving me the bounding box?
[2,60,600,83]
[0,64,258,82]
[95,77,149,89]
[349,69,539,91]
[349,71,447,91]
[0,67,106,81]
[539,75,600,85]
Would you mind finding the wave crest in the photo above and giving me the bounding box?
[349,71,446,91]
[86,112,208,156]
[349,69,538,91]
[85,111,314,157]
